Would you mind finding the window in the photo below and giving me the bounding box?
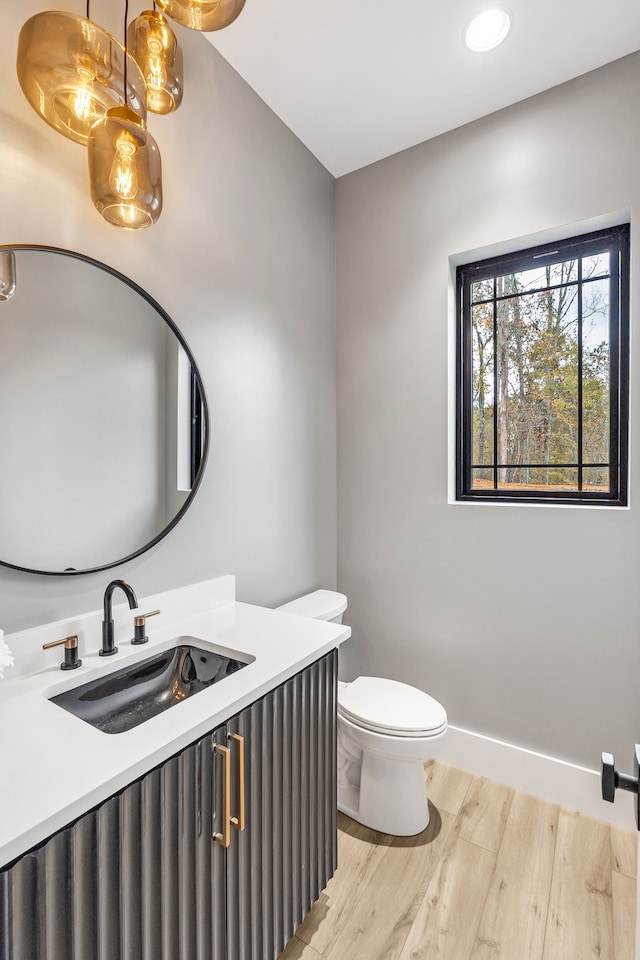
[456,224,629,505]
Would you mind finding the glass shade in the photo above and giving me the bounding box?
[17,11,146,146]
[128,11,183,114]
[155,0,246,32]
[0,252,16,302]
[88,107,162,230]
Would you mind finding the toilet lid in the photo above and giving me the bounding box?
[338,677,447,738]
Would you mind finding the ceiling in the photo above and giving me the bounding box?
[208,0,640,178]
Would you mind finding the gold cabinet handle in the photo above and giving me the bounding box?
[230,733,246,831]
[212,744,231,847]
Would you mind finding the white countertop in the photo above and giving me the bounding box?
[0,582,350,869]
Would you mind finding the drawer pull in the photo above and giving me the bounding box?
[212,744,231,847]
[230,733,246,831]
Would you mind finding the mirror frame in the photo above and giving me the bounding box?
[0,244,210,577]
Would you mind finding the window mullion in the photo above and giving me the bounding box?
[492,281,498,490]
[577,258,583,492]
[609,240,621,500]
[460,278,474,498]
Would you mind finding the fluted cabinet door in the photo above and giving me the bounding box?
[226,648,337,960]
[0,649,337,960]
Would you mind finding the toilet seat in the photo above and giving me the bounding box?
[338,676,447,738]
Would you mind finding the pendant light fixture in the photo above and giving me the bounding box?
[154,0,246,32]
[0,252,16,302]
[88,1,162,229]
[128,9,183,114]
[16,8,146,146]
[17,0,247,229]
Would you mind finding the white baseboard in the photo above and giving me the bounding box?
[436,724,636,831]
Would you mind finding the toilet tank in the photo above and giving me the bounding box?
[276,590,348,624]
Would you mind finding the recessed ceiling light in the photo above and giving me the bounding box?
[465,8,511,52]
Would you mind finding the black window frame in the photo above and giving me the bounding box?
[456,223,630,506]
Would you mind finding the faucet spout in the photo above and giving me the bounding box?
[100,579,138,656]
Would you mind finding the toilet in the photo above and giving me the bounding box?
[276,590,447,836]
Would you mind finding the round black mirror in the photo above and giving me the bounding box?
[0,245,209,575]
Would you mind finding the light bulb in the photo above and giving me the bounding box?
[68,66,96,122]
[109,132,139,200]
[145,38,168,92]
[189,5,203,29]
[144,37,169,113]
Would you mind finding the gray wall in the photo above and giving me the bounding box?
[0,0,336,630]
[336,54,640,769]
[3,0,637,774]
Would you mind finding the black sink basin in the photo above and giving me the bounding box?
[50,640,249,734]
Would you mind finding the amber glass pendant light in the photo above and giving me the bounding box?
[155,0,246,32]
[88,2,162,229]
[16,9,146,146]
[128,9,183,113]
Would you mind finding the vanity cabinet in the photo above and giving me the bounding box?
[0,649,337,960]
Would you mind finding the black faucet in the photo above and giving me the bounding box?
[100,579,138,656]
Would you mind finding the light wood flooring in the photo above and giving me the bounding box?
[278,761,637,960]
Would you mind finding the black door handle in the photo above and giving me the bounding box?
[601,746,640,829]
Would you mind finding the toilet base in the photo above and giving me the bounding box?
[338,753,431,835]
[337,718,445,836]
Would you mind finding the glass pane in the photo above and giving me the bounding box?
[497,257,577,296]
[498,467,578,490]
[582,252,610,280]
[495,297,517,466]
[471,278,494,303]
[496,288,578,467]
[472,467,494,490]
[582,278,610,465]
[582,466,610,493]
[471,302,494,465]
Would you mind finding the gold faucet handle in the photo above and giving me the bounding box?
[133,609,160,628]
[43,634,78,650]
[42,635,82,671]
[132,610,160,645]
